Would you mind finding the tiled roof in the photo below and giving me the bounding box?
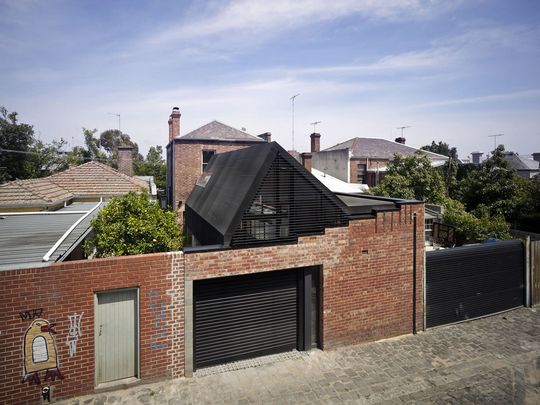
[0,161,148,209]
[178,120,265,143]
[0,178,73,208]
[323,137,448,161]
[48,161,148,196]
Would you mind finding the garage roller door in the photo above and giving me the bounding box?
[194,269,298,369]
[426,239,524,328]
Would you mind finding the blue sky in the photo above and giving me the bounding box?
[1,0,539,159]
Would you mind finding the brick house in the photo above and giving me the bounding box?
[0,141,425,403]
[165,107,270,211]
[310,134,448,187]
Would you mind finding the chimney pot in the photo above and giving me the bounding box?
[310,132,321,153]
[301,152,313,173]
[169,107,181,142]
[471,151,483,165]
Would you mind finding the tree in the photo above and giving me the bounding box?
[0,106,36,182]
[443,199,511,245]
[421,141,458,159]
[457,145,522,219]
[370,154,447,204]
[134,146,166,190]
[85,191,182,257]
[99,129,143,166]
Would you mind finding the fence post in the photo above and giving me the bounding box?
[525,236,531,307]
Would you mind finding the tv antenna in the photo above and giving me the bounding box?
[108,113,121,132]
[396,126,411,138]
[488,133,503,150]
[310,121,321,133]
[290,94,300,150]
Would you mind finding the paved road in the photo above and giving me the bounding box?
[63,308,540,404]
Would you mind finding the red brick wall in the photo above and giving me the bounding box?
[173,141,261,208]
[0,252,184,405]
[185,203,424,348]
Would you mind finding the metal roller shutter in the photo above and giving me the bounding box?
[194,269,298,369]
[426,240,524,328]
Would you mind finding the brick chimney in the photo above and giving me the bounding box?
[117,146,134,177]
[395,137,406,144]
[532,153,540,162]
[310,133,321,153]
[257,132,272,142]
[168,107,181,142]
[301,152,312,172]
[471,151,483,165]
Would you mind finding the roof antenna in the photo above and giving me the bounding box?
[310,121,321,133]
[487,134,503,151]
[290,94,300,150]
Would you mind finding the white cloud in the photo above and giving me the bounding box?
[147,0,462,45]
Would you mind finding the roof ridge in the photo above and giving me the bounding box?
[49,160,143,188]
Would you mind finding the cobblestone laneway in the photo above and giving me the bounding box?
[62,308,540,404]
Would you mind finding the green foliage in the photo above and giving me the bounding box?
[442,199,511,245]
[370,154,447,204]
[421,140,458,159]
[86,191,182,257]
[134,146,166,190]
[457,145,522,219]
[0,106,36,182]
[99,129,143,165]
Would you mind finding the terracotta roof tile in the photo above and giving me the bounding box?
[0,179,72,207]
[48,161,147,196]
[0,161,148,209]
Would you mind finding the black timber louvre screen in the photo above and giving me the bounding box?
[194,269,298,369]
[426,240,524,328]
[231,152,348,247]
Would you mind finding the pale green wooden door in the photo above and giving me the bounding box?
[95,289,138,384]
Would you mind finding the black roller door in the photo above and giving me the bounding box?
[194,269,298,369]
[426,240,524,328]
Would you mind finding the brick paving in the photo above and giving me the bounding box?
[62,308,540,405]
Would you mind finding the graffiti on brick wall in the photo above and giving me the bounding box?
[148,289,167,351]
[19,308,43,321]
[22,319,64,385]
[66,312,83,357]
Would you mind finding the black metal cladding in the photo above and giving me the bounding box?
[194,269,298,369]
[231,152,348,247]
[426,239,524,328]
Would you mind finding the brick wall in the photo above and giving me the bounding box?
[1,203,424,404]
[185,203,424,348]
[173,141,260,208]
[0,252,184,404]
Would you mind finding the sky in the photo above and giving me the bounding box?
[1,0,540,160]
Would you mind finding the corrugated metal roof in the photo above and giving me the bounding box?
[0,202,103,271]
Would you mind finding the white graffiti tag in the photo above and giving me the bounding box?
[66,312,83,357]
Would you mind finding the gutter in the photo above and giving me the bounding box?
[42,199,102,262]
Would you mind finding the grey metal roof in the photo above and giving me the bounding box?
[504,152,539,171]
[323,137,448,162]
[178,120,265,143]
[0,202,103,271]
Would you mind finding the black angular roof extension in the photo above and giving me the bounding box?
[185,141,349,248]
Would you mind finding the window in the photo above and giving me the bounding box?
[356,164,366,183]
[202,150,215,172]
